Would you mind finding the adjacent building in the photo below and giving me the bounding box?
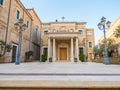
[0,0,41,63]
[99,17,120,55]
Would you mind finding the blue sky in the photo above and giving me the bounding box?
[21,0,120,45]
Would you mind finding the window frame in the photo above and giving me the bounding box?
[87,31,92,35]
[43,48,48,55]
[44,30,48,36]
[78,30,83,35]
[79,47,84,55]
[88,42,92,48]
[16,10,20,19]
[26,21,29,28]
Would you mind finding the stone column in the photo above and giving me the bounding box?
[53,38,56,62]
[48,37,51,60]
[70,37,74,62]
[76,37,79,61]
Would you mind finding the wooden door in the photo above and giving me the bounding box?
[12,45,17,63]
[60,48,67,60]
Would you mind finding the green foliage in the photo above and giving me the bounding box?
[114,25,120,38]
[79,54,85,62]
[28,51,33,56]
[93,44,104,57]
[42,54,47,62]
[0,40,12,57]
[49,57,52,62]
[25,51,34,59]
[5,44,12,52]
[96,38,118,58]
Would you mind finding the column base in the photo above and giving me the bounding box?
[70,57,74,62]
[77,57,79,62]
[53,58,56,62]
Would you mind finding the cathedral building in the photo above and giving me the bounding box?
[41,21,95,62]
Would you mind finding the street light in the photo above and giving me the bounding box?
[97,16,111,65]
[14,18,27,65]
[40,39,43,63]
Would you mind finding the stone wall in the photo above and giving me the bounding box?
[94,57,120,64]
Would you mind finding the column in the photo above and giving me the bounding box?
[53,38,56,62]
[48,37,51,60]
[70,37,74,62]
[76,38,79,61]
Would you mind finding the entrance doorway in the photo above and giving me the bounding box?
[60,48,67,60]
[11,45,17,63]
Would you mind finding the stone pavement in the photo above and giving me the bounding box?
[0,62,120,88]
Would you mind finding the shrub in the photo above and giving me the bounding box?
[49,57,52,62]
[5,44,12,52]
[79,54,85,62]
[25,51,33,59]
[42,54,47,62]
[28,51,33,56]
[0,40,12,57]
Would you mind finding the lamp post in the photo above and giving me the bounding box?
[97,17,111,65]
[40,39,43,63]
[14,18,27,65]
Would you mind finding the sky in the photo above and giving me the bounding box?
[20,0,120,45]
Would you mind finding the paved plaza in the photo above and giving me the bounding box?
[0,62,120,88]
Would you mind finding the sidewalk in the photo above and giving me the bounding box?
[0,62,120,88]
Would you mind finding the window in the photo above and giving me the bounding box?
[87,31,92,35]
[79,48,83,54]
[44,30,48,35]
[89,42,92,48]
[0,0,3,5]
[26,21,29,28]
[43,48,48,55]
[78,30,83,35]
[16,10,20,19]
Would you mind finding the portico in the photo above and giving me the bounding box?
[48,31,79,62]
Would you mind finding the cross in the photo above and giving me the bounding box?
[62,16,65,22]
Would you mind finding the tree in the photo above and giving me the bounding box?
[0,40,12,57]
[94,38,118,58]
[114,25,120,38]
[106,38,118,57]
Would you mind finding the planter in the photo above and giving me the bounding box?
[49,57,52,62]
[74,57,77,62]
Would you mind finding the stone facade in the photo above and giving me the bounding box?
[0,0,41,63]
[41,22,95,62]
